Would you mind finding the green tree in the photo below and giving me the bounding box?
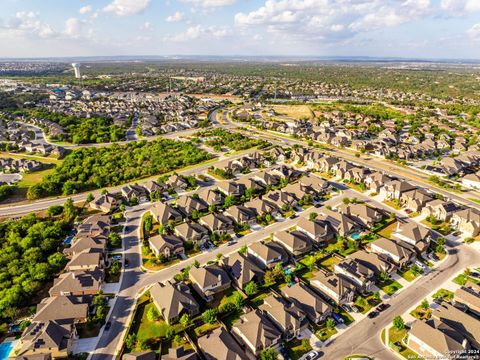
[47,205,63,217]
[86,193,94,203]
[232,292,244,310]
[239,245,248,255]
[421,298,429,310]
[180,313,190,326]
[326,318,336,330]
[393,315,405,331]
[165,326,175,339]
[202,309,217,324]
[260,348,278,360]
[147,306,160,322]
[244,281,258,296]
[108,232,122,248]
[309,212,318,221]
[125,334,137,349]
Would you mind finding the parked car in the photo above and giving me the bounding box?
[124,259,129,268]
[341,304,353,313]
[289,214,298,219]
[377,303,391,312]
[331,312,345,324]
[351,305,361,313]
[405,209,412,214]
[104,321,112,331]
[367,311,379,319]
[299,351,320,360]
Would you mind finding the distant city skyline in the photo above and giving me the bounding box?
[1,0,480,59]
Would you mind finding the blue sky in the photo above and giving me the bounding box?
[0,0,480,59]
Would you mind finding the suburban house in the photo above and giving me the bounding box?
[14,321,74,359]
[462,172,480,190]
[407,319,470,359]
[63,235,107,258]
[220,252,265,290]
[299,175,329,195]
[369,238,415,268]
[162,346,197,360]
[197,188,224,207]
[310,270,356,305]
[168,174,189,191]
[231,310,282,356]
[148,234,185,259]
[76,214,111,238]
[217,180,244,197]
[295,217,335,245]
[176,195,209,217]
[393,222,431,254]
[272,229,313,257]
[150,281,200,324]
[32,296,89,324]
[432,303,480,349]
[337,203,383,228]
[451,208,480,238]
[364,172,392,193]
[225,205,257,225]
[247,241,288,269]
[282,283,332,324]
[197,327,248,360]
[399,189,434,212]
[121,184,148,202]
[253,171,280,187]
[319,209,359,237]
[421,200,459,222]
[263,191,296,210]
[189,264,231,301]
[454,283,480,316]
[334,258,375,294]
[348,250,396,276]
[150,203,183,224]
[89,192,118,213]
[381,180,416,200]
[174,222,209,245]
[142,180,168,196]
[49,268,103,296]
[259,295,308,341]
[199,213,236,234]
[123,351,157,360]
[65,251,103,272]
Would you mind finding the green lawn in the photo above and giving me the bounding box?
[136,302,171,341]
[355,295,381,314]
[315,326,337,341]
[194,321,221,337]
[338,308,355,325]
[388,326,421,359]
[432,288,454,302]
[376,221,398,239]
[410,305,432,320]
[397,268,419,282]
[286,339,312,360]
[221,311,242,330]
[380,279,403,295]
[452,273,480,286]
[318,256,341,271]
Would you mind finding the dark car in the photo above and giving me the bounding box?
[377,303,391,312]
[124,259,129,268]
[104,321,112,331]
[368,311,379,319]
[289,214,298,219]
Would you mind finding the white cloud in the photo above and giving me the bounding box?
[79,5,93,15]
[181,0,236,8]
[164,24,231,42]
[166,11,185,22]
[141,21,153,30]
[467,23,480,40]
[64,18,83,38]
[441,0,480,15]
[103,0,150,16]
[1,11,56,38]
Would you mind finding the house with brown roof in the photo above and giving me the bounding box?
[272,230,313,257]
[393,222,431,254]
[421,200,458,222]
[381,180,416,200]
[451,208,480,238]
[121,184,148,202]
[318,209,359,237]
[49,268,103,297]
[89,192,118,213]
[247,241,288,269]
[142,180,168,196]
[15,321,74,359]
[217,181,244,197]
[174,222,209,245]
[33,296,88,325]
[337,203,383,228]
[148,234,185,259]
[454,284,480,316]
[199,213,235,234]
[232,310,282,356]
[253,171,280,187]
[189,264,231,301]
[432,303,480,349]
[369,238,415,268]
[122,352,157,360]
[310,270,356,305]
[221,252,265,290]
[334,258,375,294]
[162,346,197,360]
[298,175,329,195]
[176,195,209,217]
[63,235,107,258]
[76,214,111,238]
[407,319,469,360]
[197,327,248,360]
[348,250,396,276]
[197,188,223,206]
[168,173,189,191]
[295,217,335,245]
[150,203,183,225]
[225,205,257,225]
[65,251,103,272]
[364,172,392,193]
[150,282,200,324]
[262,191,295,210]
[399,189,434,212]
[259,295,308,341]
[282,283,332,324]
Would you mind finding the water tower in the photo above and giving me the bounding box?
[72,63,81,79]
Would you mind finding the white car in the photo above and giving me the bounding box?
[299,351,319,360]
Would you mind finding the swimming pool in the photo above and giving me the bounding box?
[63,235,74,246]
[0,340,14,360]
[351,233,361,240]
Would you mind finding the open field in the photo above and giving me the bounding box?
[271,104,314,120]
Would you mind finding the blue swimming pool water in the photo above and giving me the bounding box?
[0,341,14,360]
[351,233,361,240]
[63,235,74,245]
